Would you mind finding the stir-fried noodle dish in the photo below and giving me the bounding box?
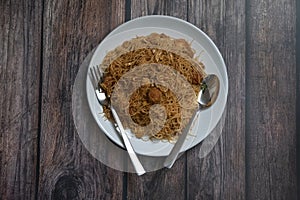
[99,33,206,142]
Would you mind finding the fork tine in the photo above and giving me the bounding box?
[92,66,98,82]
[90,67,98,88]
[90,65,105,90]
[94,66,102,83]
[97,65,103,79]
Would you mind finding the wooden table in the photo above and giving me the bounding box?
[1,0,298,199]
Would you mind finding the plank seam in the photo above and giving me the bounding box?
[244,0,250,199]
[125,0,131,21]
[123,2,131,199]
[35,0,45,199]
[122,172,128,200]
[296,0,300,197]
[185,2,189,199]
[185,154,188,200]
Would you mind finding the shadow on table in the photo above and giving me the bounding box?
[72,49,226,174]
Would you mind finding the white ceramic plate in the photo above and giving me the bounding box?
[86,16,228,157]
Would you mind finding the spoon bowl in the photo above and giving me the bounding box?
[198,74,220,110]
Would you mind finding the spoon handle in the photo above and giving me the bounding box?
[164,110,199,168]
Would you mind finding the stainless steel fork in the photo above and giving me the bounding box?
[90,65,109,106]
[90,65,146,176]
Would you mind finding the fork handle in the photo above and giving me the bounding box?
[111,107,146,176]
[121,130,146,176]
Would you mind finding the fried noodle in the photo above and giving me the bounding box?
[99,33,206,141]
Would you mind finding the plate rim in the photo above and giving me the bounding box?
[86,15,228,156]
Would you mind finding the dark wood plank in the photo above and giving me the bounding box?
[127,1,188,199]
[187,0,246,199]
[247,0,297,199]
[0,0,42,199]
[297,0,300,197]
[131,0,187,20]
[37,1,125,199]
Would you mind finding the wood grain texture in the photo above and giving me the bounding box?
[297,0,300,197]
[0,0,42,199]
[246,0,297,199]
[131,0,187,20]
[0,0,298,199]
[37,1,125,199]
[187,0,246,199]
[128,1,188,199]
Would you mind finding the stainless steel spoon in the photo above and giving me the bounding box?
[164,74,220,168]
